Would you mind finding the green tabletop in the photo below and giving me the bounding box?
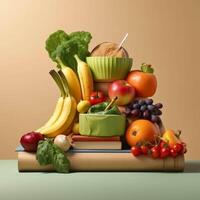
[0,160,200,200]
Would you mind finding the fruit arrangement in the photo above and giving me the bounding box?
[19,30,187,173]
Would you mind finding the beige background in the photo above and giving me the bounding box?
[0,0,199,159]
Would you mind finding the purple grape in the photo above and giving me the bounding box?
[155,103,163,109]
[151,115,159,123]
[155,109,162,116]
[145,99,153,105]
[140,105,147,111]
[131,109,140,117]
[133,103,140,109]
[138,99,145,106]
[147,105,155,111]
[138,111,143,118]
[143,110,150,119]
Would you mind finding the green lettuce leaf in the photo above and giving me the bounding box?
[45,30,92,71]
[36,139,70,173]
[36,139,53,165]
[45,30,69,63]
[51,144,70,173]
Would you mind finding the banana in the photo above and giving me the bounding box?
[62,67,82,103]
[36,70,66,133]
[36,97,64,132]
[75,55,93,101]
[41,96,77,138]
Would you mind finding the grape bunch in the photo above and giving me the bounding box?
[124,98,163,124]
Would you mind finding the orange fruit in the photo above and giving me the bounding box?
[126,119,159,146]
[126,65,157,98]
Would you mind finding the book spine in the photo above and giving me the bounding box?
[18,152,185,172]
[72,136,120,142]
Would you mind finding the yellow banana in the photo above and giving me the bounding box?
[36,70,66,133]
[75,55,93,101]
[62,67,82,103]
[36,97,64,132]
[41,96,77,138]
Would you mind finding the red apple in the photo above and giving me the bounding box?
[108,80,135,105]
[20,132,44,152]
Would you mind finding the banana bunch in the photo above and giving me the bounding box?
[37,55,93,137]
[74,55,93,101]
[37,70,77,138]
[56,57,82,103]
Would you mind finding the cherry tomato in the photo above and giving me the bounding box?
[170,148,178,157]
[173,143,183,154]
[131,146,142,157]
[160,147,170,159]
[89,91,105,105]
[151,145,160,159]
[159,140,168,148]
[141,145,149,155]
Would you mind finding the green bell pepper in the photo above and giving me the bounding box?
[88,102,121,115]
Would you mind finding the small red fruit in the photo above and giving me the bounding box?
[20,132,44,152]
[170,148,178,157]
[173,143,183,154]
[89,91,105,105]
[131,146,142,157]
[159,140,168,148]
[141,145,149,155]
[160,147,170,159]
[151,145,160,159]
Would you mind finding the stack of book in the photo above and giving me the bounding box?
[71,134,122,150]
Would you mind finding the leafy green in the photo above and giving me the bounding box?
[45,30,92,71]
[51,144,70,173]
[36,138,70,173]
[36,139,53,165]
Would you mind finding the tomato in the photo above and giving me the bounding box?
[170,148,178,157]
[151,145,160,159]
[131,146,142,157]
[126,119,159,147]
[159,140,168,148]
[126,63,157,98]
[89,91,105,105]
[141,145,149,155]
[160,147,170,159]
[173,143,183,154]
